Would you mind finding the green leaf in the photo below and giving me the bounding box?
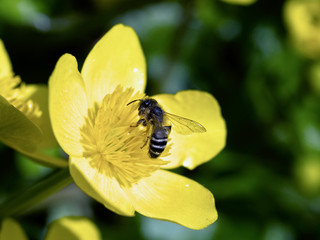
[0,95,42,153]
[0,168,72,218]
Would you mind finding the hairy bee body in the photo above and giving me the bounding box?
[149,126,171,158]
[127,98,206,158]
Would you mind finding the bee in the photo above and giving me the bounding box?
[127,98,206,158]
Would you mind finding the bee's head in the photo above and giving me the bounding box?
[127,98,159,116]
[127,98,157,109]
[140,98,156,108]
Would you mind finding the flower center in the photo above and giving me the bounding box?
[0,75,42,121]
[80,86,168,187]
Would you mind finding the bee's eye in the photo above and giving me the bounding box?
[141,100,151,108]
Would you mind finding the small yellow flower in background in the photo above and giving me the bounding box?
[220,0,257,5]
[0,218,28,240]
[0,39,67,167]
[0,217,101,240]
[284,0,320,59]
[294,155,320,196]
[45,217,101,240]
[49,24,226,229]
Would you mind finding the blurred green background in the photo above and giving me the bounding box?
[1,0,320,239]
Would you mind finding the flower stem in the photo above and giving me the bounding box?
[0,168,73,218]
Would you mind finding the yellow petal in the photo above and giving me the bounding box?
[81,24,146,107]
[45,217,101,240]
[25,84,58,149]
[0,39,13,79]
[49,54,88,156]
[128,170,217,230]
[0,218,28,240]
[23,85,68,167]
[69,156,135,216]
[220,0,257,5]
[0,95,42,153]
[154,90,226,169]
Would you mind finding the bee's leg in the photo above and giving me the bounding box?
[141,135,150,149]
[141,124,152,149]
[141,119,148,126]
[131,118,146,127]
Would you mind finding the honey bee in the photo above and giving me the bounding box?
[127,98,206,158]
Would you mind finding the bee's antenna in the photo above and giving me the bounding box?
[127,99,143,106]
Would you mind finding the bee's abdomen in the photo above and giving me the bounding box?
[149,134,168,158]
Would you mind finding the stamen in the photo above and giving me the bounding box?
[0,75,42,121]
[80,86,170,187]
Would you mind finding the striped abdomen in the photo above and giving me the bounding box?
[149,126,171,158]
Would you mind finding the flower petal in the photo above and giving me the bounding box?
[25,84,58,149]
[69,156,135,216]
[0,218,28,240]
[45,217,101,240]
[0,95,42,153]
[49,54,88,156]
[81,24,146,107]
[23,85,68,167]
[154,90,226,169]
[0,39,13,79]
[128,170,217,230]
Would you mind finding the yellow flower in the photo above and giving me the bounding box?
[0,217,101,240]
[0,39,67,167]
[49,24,226,229]
[284,0,320,59]
[294,155,320,196]
[0,39,41,152]
[0,218,28,240]
[45,217,101,240]
[220,0,257,5]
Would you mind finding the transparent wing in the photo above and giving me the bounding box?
[165,112,207,135]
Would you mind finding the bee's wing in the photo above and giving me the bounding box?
[165,112,207,135]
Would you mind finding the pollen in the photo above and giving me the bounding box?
[80,86,168,187]
[0,75,42,121]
